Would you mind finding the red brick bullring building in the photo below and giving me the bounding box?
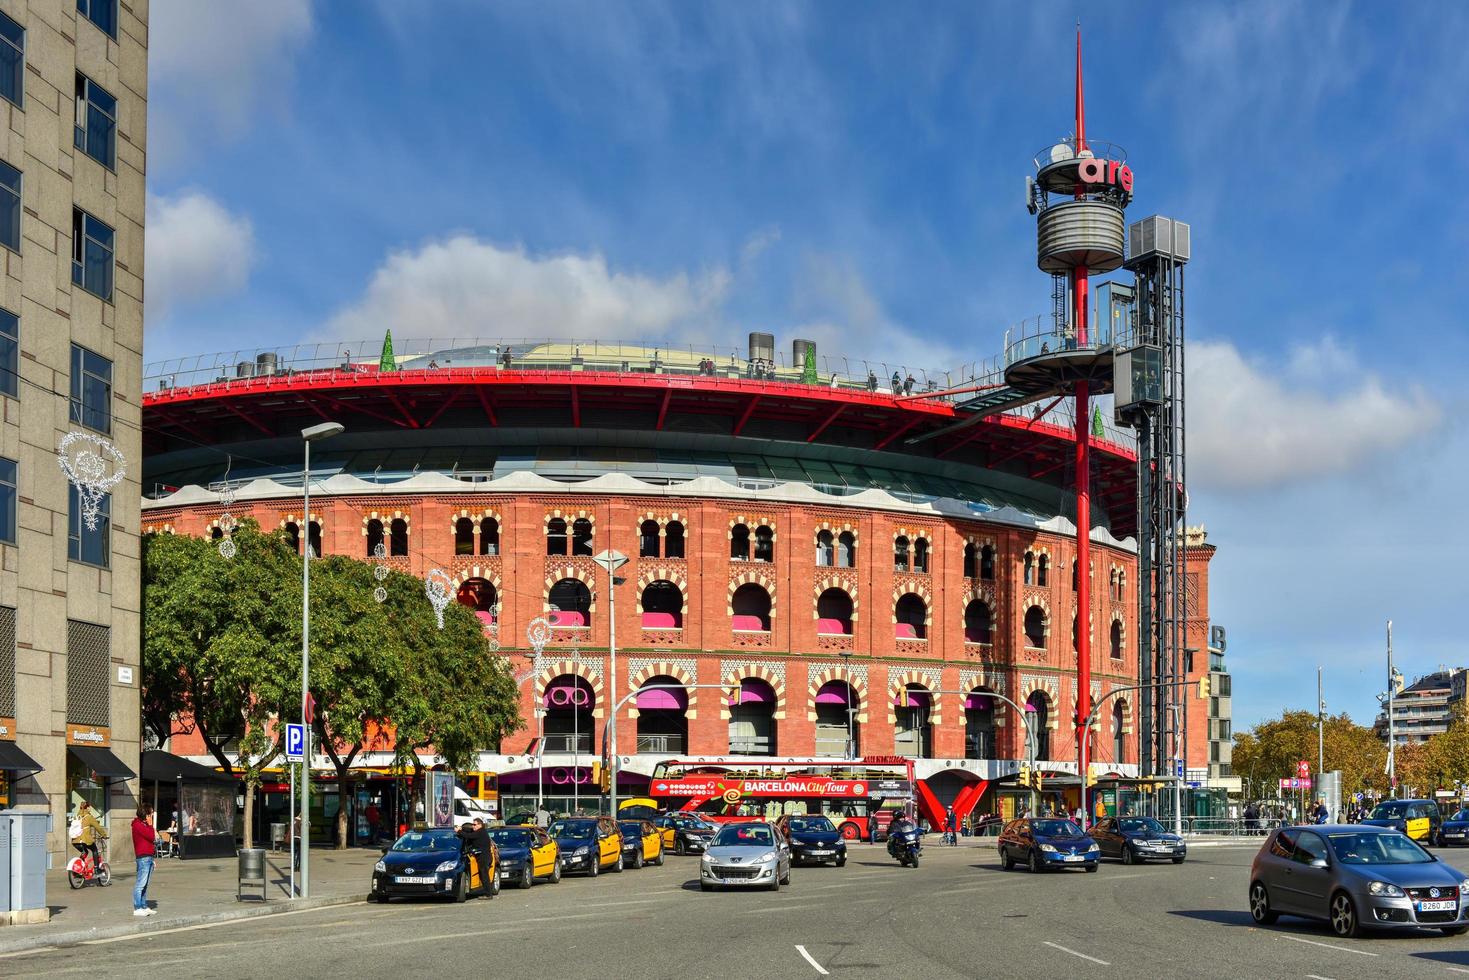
[143,341,1166,829]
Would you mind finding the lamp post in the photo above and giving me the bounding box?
[592,550,628,812]
[839,648,857,758]
[298,420,343,899]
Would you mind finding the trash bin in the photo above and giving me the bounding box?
[270,823,286,852]
[237,847,267,902]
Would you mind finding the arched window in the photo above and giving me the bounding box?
[893,535,910,572]
[210,526,223,541]
[816,588,854,636]
[1037,553,1049,587]
[389,518,408,557]
[546,517,568,556]
[1108,568,1117,599]
[965,689,996,759]
[543,674,594,754]
[307,521,322,558]
[455,579,498,632]
[1110,620,1123,659]
[730,584,771,632]
[635,675,687,754]
[479,517,499,556]
[665,521,685,559]
[571,518,593,556]
[964,599,992,643]
[894,593,927,640]
[980,544,996,580]
[1024,605,1047,648]
[1027,692,1051,759]
[753,525,773,563]
[730,523,750,561]
[1113,700,1128,762]
[814,680,858,757]
[1023,550,1035,585]
[640,581,683,629]
[284,522,300,554]
[913,537,930,574]
[728,678,777,755]
[365,518,384,557]
[548,578,591,628]
[639,520,660,559]
[815,530,834,567]
[963,542,977,578]
[1116,569,1126,601]
[455,518,475,556]
[895,683,932,758]
[837,531,856,568]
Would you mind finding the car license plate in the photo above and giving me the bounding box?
[1447,832,1464,838]
[500,870,514,878]
[1063,855,1084,862]
[1418,900,1457,912]
[809,849,831,856]
[394,876,436,884]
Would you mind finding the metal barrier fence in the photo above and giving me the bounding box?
[1181,817,1285,837]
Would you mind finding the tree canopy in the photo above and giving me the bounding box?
[1231,709,1387,800]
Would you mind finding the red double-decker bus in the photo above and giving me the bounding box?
[648,757,915,840]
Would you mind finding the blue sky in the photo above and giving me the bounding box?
[146,1,1469,729]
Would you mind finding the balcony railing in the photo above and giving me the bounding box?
[635,734,685,754]
[541,733,593,754]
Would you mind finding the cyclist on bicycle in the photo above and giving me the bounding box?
[72,799,108,868]
[943,805,958,846]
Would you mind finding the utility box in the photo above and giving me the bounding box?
[2,811,49,923]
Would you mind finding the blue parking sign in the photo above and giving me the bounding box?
[285,723,305,762]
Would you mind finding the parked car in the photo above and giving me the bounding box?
[548,817,623,876]
[1441,809,1469,847]
[487,826,561,888]
[997,817,1099,873]
[775,815,848,867]
[618,819,665,868]
[371,827,498,903]
[1091,816,1187,865]
[1362,799,1443,846]
[655,812,718,855]
[699,821,792,891]
[1249,825,1469,937]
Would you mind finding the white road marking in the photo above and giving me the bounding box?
[1101,873,1147,880]
[1279,936,1377,957]
[1445,969,1469,976]
[78,902,367,945]
[0,947,57,960]
[747,904,829,914]
[795,945,830,975]
[1043,941,1110,966]
[1306,974,1337,979]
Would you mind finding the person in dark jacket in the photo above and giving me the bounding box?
[867,811,880,842]
[457,818,494,893]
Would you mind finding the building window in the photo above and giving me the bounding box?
[547,517,567,556]
[837,531,855,568]
[893,535,909,572]
[753,525,773,563]
[913,537,930,574]
[665,520,685,559]
[730,583,772,632]
[894,594,927,640]
[1023,550,1035,586]
[963,542,977,578]
[389,518,408,556]
[816,588,853,636]
[75,72,117,169]
[980,544,996,580]
[455,517,475,556]
[77,0,118,39]
[1037,553,1049,587]
[730,523,750,561]
[815,530,833,567]
[548,579,591,628]
[1023,605,1047,648]
[479,517,499,555]
[70,343,113,433]
[0,456,14,544]
[0,607,14,739]
[963,599,991,643]
[68,485,110,567]
[0,159,19,253]
[365,518,384,556]
[0,13,21,108]
[571,517,593,556]
[639,519,660,558]
[0,307,15,399]
[72,208,114,301]
[66,619,110,727]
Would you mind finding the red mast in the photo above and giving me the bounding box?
[1071,22,1094,800]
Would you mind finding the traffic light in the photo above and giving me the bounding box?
[591,763,611,793]
[1084,766,1097,789]
[1198,675,1211,699]
[1018,764,1031,788]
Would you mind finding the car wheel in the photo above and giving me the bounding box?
[519,867,534,889]
[700,881,713,892]
[654,848,664,867]
[1171,856,1185,865]
[550,859,562,883]
[632,850,644,870]
[453,873,468,903]
[1248,881,1278,925]
[1122,845,1134,866]
[588,856,599,878]
[612,853,624,873]
[1001,849,1012,871]
[1329,890,1360,938]
[1085,863,1098,873]
[676,839,686,856]
[836,857,846,868]
[1028,850,1041,874]
[769,874,781,892]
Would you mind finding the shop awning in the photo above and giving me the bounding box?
[68,745,136,780]
[140,750,235,784]
[0,740,43,776]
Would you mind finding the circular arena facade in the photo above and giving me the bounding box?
[142,339,1143,827]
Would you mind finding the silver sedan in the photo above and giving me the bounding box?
[699,821,792,892]
[1249,824,1469,937]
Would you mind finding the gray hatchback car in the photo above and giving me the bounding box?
[1249,824,1469,937]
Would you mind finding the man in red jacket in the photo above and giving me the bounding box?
[131,804,158,916]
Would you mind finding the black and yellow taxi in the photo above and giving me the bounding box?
[371,827,499,903]
[488,825,562,888]
[548,816,624,876]
[655,811,718,855]
[1363,799,1444,846]
[618,819,665,869]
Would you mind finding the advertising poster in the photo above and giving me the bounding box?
[427,772,455,828]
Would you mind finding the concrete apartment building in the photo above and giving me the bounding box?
[0,0,146,867]
[1376,669,1464,745]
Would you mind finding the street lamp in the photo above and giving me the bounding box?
[298,420,343,899]
[839,648,857,759]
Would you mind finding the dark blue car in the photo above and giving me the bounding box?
[776,815,848,867]
[371,827,494,902]
[1440,808,1469,847]
[998,817,1099,873]
[487,826,562,888]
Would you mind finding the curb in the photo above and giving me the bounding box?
[0,892,368,956]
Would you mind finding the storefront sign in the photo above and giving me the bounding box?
[652,777,868,798]
[67,724,111,746]
[0,715,14,740]
[867,780,914,800]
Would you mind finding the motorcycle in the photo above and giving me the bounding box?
[887,824,923,868]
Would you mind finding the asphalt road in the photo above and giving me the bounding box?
[5,840,1469,979]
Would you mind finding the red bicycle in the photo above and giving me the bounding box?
[67,841,111,889]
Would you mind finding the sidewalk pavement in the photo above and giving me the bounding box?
[0,846,380,954]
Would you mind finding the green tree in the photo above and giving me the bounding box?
[1232,709,1386,800]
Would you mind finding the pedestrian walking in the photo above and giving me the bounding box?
[867,810,880,842]
[131,804,158,916]
[534,803,550,828]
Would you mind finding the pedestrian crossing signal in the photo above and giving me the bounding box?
[1198,675,1211,699]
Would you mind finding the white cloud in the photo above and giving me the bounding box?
[323,236,731,343]
[1188,337,1440,491]
[149,0,315,161]
[145,191,255,323]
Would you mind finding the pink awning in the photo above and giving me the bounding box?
[731,614,768,632]
[636,687,687,711]
[895,689,931,708]
[733,679,773,704]
[815,681,855,706]
[894,623,919,639]
[816,617,851,636]
[556,610,588,627]
[965,692,993,710]
[641,611,680,629]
